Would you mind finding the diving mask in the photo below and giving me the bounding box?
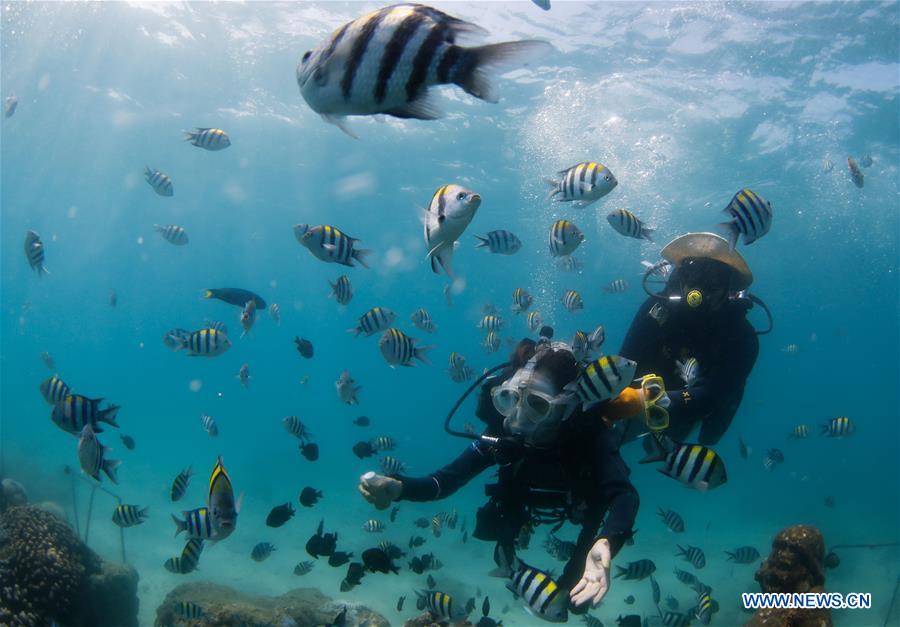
[638,374,671,431]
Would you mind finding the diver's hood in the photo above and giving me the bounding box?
[661,232,753,291]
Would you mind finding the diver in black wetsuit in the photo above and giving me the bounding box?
[358,333,639,612]
[606,232,765,446]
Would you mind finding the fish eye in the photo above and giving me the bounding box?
[456,192,467,200]
[302,50,312,63]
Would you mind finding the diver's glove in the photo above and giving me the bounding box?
[570,538,611,608]
[358,471,402,510]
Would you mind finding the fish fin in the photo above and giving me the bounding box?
[430,246,455,277]
[384,92,442,120]
[544,180,560,201]
[718,221,740,251]
[453,40,552,103]
[642,227,655,242]
[351,248,371,269]
[171,513,186,536]
[414,345,435,365]
[99,404,120,428]
[322,115,358,139]
[474,235,490,249]
[103,458,121,484]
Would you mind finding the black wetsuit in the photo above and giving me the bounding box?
[619,297,758,445]
[394,381,639,591]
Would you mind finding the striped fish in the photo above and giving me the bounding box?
[676,544,706,569]
[478,314,505,331]
[571,330,590,360]
[296,4,548,131]
[821,416,854,437]
[176,328,231,357]
[527,311,543,332]
[695,591,714,625]
[154,224,188,245]
[604,279,628,293]
[379,328,432,367]
[380,456,407,474]
[164,538,204,574]
[431,515,442,538]
[77,425,120,484]
[370,436,396,451]
[614,559,657,581]
[172,507,216,540]
[163,328,191,351]
[144,167,174,196]
[171,466,192,502]
[640,433,727,491]
[24,230,48,276]
[424,185,481,277]
[294,560,315,576]
[676,357,700,386]
[183,127,230,150]
[329,275,353,305]
[546,162,618,206]
[269,303,281,325]
[295,224,371,268]
[51,394,121,435]
[175,601,206,619]
[362,519,385,532]
[607,208,654,241]
[562,290,583,313]
[847,157,864,188]
[493,548,568,622]
[661,611,692,627]
[588,325,605,352]
[719,188,773,250]
[350,307,396,337]
[283,415,310,440]
[475,230,522,255]
[414,590,468,620]
[674,568,698,587]
[251,542,275,561]
[112,504,148,528]
[448,364,473,383]
[565,355,637,411]
[411,308,437,333]
[548,220,584,257]
[725,546,760,564]
[40,375,70,405]
[657,507,685,533]
[511,288,533,314]
[448,352,466,371]
[200,414,218,437]
[789,424,810,440]
[482,331,500,353]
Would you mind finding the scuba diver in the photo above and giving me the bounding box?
[358,331,639,614]
[606,232,768,446]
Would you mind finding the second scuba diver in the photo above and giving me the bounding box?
[358,330,639,618]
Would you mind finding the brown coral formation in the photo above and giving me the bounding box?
[0,505,139,627]
[156,582,390,626]
[745,524,833,627]
[403,614,474,627]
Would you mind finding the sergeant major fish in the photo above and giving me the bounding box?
[51,394,121,435]
[511,288,533,314]
[548,220,583,257]
[565,355,637,411]
[200,414,218,437]
[144,167,174,196]
[172,507,216,540]
[295,4,549,133]
[607,209,654,241]
[155,224,188,245]
[719,188,773,251]
[641,433,727,491]
[175,328,231,357]
[171,466,192,502]
[184,127,230,150]
[475,230,521,255]
[112,504,148,528]
[411,308,437,333]
[24,230,48,276]
[546,162,617,207]
[527,311,543,333]
[295,224,371,268]
[676,357,699,386]
[329,275,353,305]
[379,328,432,367]
[604,279,628,293]
[40,375,70,405]
[239,300,257,338]
[562,290,583,313]
[350,306,396,337]
[491,546,568,622]
[424,185,481,277]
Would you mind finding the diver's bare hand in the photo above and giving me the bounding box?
[570,538,611,608]
[358,471,402,510]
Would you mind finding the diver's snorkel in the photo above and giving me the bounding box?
[641,263,773,335]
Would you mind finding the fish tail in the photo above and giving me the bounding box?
[474,235,489,249]
[453,40,551,103]
[103,458,121,484]
[140,506,150,520]
[182,130,197,143]
[642,227,655,242]
[202,289,215,299]
[414,345,435,365]
[725,551,734,562]
[352,248,372,269]
[718,221,740,251]
[544,179,560,200]
[614,565,627,578]
[172,513,186,536]
[99,404,120,428]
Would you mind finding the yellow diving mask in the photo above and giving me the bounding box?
[638,374,670,431]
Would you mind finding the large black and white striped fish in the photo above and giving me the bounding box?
[641,433,727,491]
[171,466,192,502]
[491,546,568,622]
[295,224,371,268]
[329,275,353,305]
[380,455,407,474]
[172,507,216,540]
[144,167,174,196]
[546,162,617,206]
[719,188,773,250]
[564,354,636,411]
[350,306,396,337]
[614,559,657,581]
[423,184,480,277]
[155,224,189,245]
[657,507,685,533]
[175,328,231,357]
[415,589,468,620]
[40,374,70,405]
[548,220,583,257]
[474,229,521,255]
[77,425,120,484]
[379,328,432,367]
[112,504,148,527]
[607,209,654,241]
[51,394,120,435]
[164,538,204,574]
[296,4,549,133]
[183,127,230,150]
[24,230,48,276]
[676,544,706,569]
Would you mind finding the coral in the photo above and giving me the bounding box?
[403,614,474,627]
[1,479,28,512]
[78,561,139,627]
[746,524,832,627]
[156,582,390,626]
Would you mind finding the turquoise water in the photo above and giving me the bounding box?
[2,1,898,626]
